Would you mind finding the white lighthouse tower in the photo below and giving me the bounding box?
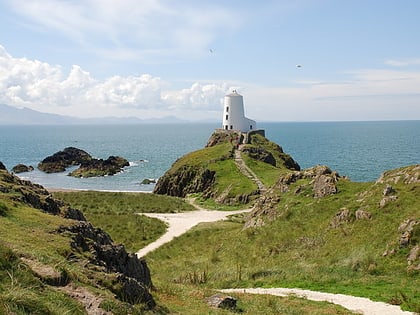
[222,90,256,132]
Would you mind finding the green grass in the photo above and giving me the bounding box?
[145,177,419,312]
[53,191,195,253]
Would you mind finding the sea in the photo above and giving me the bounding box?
[0,121,419,192]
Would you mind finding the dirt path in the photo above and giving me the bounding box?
[234,144,267,193]
[220,288,415,315]
[136,202,252,257]
[135,199,415,315]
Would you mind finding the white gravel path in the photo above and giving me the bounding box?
[135,202,415,315]
[136,208,251,258]
[220,288,416,315]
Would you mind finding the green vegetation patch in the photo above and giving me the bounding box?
[53,191,195,252]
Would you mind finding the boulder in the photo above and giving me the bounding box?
[398,219,419,247]
[12,164,34,173]
[0,161,6,170]
[140,178,156,185]
[330,208,353,228]
[379,195,398,208]
[313,174,338,198]
[207,293,237,310]
[355,208,372,220]
[383,184,395,196]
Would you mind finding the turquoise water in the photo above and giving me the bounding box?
[0,121,418,191]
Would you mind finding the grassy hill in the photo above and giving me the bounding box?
[1,130,418,314]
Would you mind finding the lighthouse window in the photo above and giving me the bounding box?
[230,125,233,129]
[250,125,253,130]
[226,106,229,112]
[226,115,228,120]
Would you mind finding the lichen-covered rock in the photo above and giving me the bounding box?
[38,147,92,173]
[12,164,34,173]
[398,219,419,247]
[376,164,420,184]
[379,195,398,208]
[355,208,372,220]
[330,208,353,228]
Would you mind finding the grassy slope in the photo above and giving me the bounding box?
[53,191,194,252]
[52,191,354,314]
[146,174,419,312]
[0,187,87,314]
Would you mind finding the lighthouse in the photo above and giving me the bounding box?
[222,90,256,132]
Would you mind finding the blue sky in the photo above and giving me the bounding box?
[0,0,419,121]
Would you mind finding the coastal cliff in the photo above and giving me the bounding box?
[154,130,300,205]
[0,168,155,313]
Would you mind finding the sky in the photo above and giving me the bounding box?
[0,0,419,122]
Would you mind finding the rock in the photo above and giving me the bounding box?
[379,195,398,208]
[140,178,156,185]
[207,293,237,310]
[407,245,420,265]
[68,156,129,178]
[376,165,420,184]
[63,207,87,221]
[398,219,419,247]
[116,274,155,307]
[330,208,353,228]
[242,147,276,166]
[154,165,215,198]
[206,130,242,147]
[313,174,338,198]
[38,147,92,173]
[12,164,34,173]
[355,208,372,220]
[0,161,6,170]
[383,184,395,196]
[57,222,155,307]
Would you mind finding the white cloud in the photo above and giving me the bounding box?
[385,58,420,67]
[0,45,229,117]
[1,45,419,121]
[6,0,242,61]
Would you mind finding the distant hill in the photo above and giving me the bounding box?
[0,103,187,125]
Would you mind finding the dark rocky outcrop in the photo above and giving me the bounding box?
[140,178,156,185]
[154,165,215,198]
[57,222,155,307]
[242,147,276,166]
[206,130,242,147]
[68,156,129,178]
[0,169,66,215]
[12,164,34,173]
[0,161,6,170]
[38,147,129,178]
[38,147,92,173]
[207,293,237,310]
